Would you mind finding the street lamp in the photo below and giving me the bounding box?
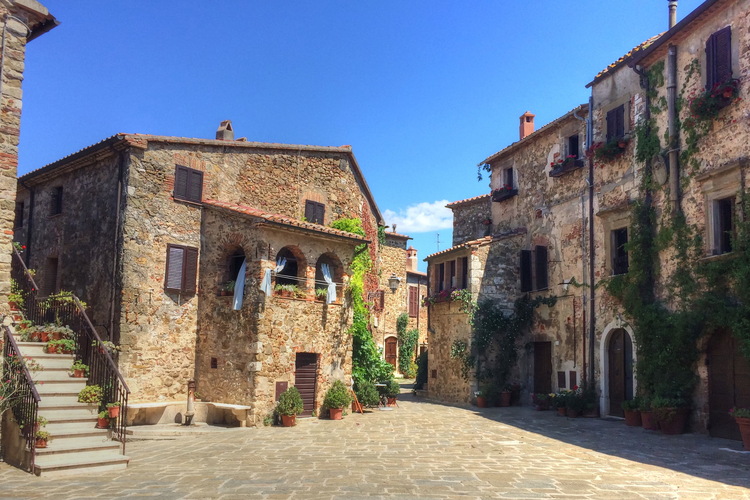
[388,274,401,292]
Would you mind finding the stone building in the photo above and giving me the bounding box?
[13,124,421,425]
[0,1,56,309]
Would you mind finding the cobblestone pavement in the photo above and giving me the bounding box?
[2,386,750,499]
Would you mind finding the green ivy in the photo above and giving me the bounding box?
[396,313,418,377]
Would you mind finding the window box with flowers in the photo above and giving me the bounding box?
[591,138,629,163]
[549,156,585,177]
[491,185,518,202]
[688,77,740,122]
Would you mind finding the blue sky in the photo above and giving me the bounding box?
[19,1,703,271]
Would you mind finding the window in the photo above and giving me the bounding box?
[449,260,456,288]
[174,165,203,203]
[43,256,59,296]
[437,262,445,292]
[460,256,468,290]
[165,244,198,293]
[304,200,325,225]
[606,105,625,143]
[520,246,548,292]
[502,167,514,189]
[567,134,580,158]
[50,186,63,216]
[706,26,732,89]
[14,202,23,228]
[275,247,303,287]
[611,228,629,275]
[712,197,734,255]
[409,285,419,317]
[315,252,342,301]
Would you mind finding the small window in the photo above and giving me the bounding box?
[534,245,548,291]
[713,197,734,255]
[174,165,203,203]
[304,200,325,225]
[449,260,456,288]
[165,244,198,293]
[611,228,629,275]
[408,285,419,317]
[274,247,305,288]
[14,202,23,228]
[502,167,514,189]
[521,247,548,292]
[50,186,63,216]
[437,262,445,292]
[706,26,732,89]
[567,134,580,158]
[460,256,468,289]
[520,250,532,292]
[606,105,625,143]
[43,256,59,296]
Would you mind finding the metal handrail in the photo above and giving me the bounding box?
[2,325,40,472]
[11,247,130,451]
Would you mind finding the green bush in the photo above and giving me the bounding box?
[77,385,102,404]
[354,380,380,407]
[385,379,401,398]
[414,351,428,390]
[323,380,352,409]
[276,387,304,416]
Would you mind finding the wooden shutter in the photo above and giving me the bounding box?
[438,263,445,291]
[183,247,198,293]
[612,228,629,275]
[305,200,325,224]
[606,105,625,142]
[174,166,188,200]
[460,256,468,289]
[520,250,532,292]
[165,245,185,291]
[174,165,203,202]
[706,27,732,89]
[409,286,418,317]
[535,246,548,290]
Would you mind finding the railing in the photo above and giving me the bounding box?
[2,325,40,472]
[10,248,130,451]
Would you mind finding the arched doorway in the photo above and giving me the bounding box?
[708,329,750,440]
[608,328,634,417]
[385,337,398,369]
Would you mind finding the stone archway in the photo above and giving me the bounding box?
[599,318,637,417]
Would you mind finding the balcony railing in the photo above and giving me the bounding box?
[492,188,518,202]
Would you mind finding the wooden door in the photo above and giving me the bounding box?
[533,342,552,394]
[385,337,398,368]
[608,329,633,417]
[295,353,318,417]
[709,329,750,440]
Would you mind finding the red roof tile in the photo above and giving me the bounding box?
[586,34,663,88]
[424,236,493,260]
[446,193,491,209]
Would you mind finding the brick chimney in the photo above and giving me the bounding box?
[668,1,677,28]
[406,246,418,272]
[519,111,535,140]
[216,120,234,141]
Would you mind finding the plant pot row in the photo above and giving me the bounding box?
[622,408,689,434]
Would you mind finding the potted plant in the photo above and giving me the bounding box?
[96,410,110,429]
[354,380,379,409]
[729,407,750,451]
[622,397,641,426]
[70,361,89,378]
[59,338,75,354]
[34,430,50,448]
[8,279,23,311]
[553,390,568,416]
[314,287,328,301]
[652,396,689,435]
[274,283,300,298]
[106,401,121,418]
[95,340,121,355]
[220,280,235,296]
[384,379,400,406]
[532,393,551,411]
[639,396,659,431]
[323,380,352,420]
[77,385,102,404]
[275,387,304,426]
[565,386,586,417]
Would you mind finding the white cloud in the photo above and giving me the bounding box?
[383,200,453,234]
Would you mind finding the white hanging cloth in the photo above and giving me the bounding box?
[260,257,287,296]
[321,263,336,304]
[232,259,247,310]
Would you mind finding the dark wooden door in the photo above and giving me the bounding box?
[295,353,318,417]
[533,342,552,394]
[608,329,633,417]
[385,337,398,368]
[709,329,750,440]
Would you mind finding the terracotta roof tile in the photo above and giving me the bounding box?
[586,34,663,88]
[385,231,412,240]
[203,199,369,242]
[446,193,491,209]
[424,236,493,261]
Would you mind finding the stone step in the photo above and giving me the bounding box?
[39,395,81,407]
[38,406,98,423]
[44,421,109,440]
[16,342,74,357]
[35,436,121,457]
[33,451,129,477]
[36,382,87,395]
[34,370,87,382]
[27,356,76,370]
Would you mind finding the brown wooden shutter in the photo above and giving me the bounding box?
[438,263,445,291]
[187,169,203,202]
[305,200,325,224]
[166,245,185,291]
[606,105,625,142]
[520,250,532,292]
[461,256,468,289]
[409,286,418,317]
[535,245,548,290]
[183,247,198,293]
[174,166,188,200]
[706,27,732,89]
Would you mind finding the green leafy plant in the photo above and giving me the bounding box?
[275,387,304,416]
[71,360,89,375]
[730,407,750,419]
[591,138,629,162]
[354,380,380,407]
[687,77,740,122]
[224,280,236,292]
[106,402,121,409]
[621,397,640,411]
[414,350,428,390]
[323,380,352,410]
[77,385,102,404]
[384,379,401,398]
[34,430,50,441]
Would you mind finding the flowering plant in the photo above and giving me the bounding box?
[591,139,629,162]
[550,154,578,169]
[729,407,750,419]
[688,77,740,122]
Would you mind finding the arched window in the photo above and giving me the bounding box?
[226,248,246,283]
[314,253,343,303]
[274,246,306,289]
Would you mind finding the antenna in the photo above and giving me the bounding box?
[436,233,440,252]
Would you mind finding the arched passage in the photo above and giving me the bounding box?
[599,319,637,417]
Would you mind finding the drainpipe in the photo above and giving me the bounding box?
[587,94,596,386]
[667,1,680,213]
[18,179,34,263]
[108,150,126,343]
[573,107,588,379]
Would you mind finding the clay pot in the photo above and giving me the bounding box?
[499,391,512,407]
[566,408,580,418]
[657,407,689,435]
[329,408,343,420]
[735,417,750,451]
[640,410,659,431]
[35,438,48,449]
[476,396,487,408]
[96,417,110,429]
[624,409,642,427]
[387,397,397,407]
[72,369,85,378]
[557,407,567,416]
[107,406,121,418]
[280,414,296,427]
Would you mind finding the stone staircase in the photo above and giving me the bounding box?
[11,329,129,476]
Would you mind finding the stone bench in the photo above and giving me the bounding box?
[126,401,253,427]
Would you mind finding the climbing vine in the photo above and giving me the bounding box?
[396,313,418,377]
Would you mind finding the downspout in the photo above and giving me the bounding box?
[587,93,596,385]
[573,107,588,378]
[108,151,126,342]
[667,44,680,212]
[18,179,34,263]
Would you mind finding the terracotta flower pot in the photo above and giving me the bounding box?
[557,407,566,416]
[280,414,296,427]
[39,332,50,343]
[108,406,121,418]
[387,397,397,407]
[640,410,659,431]
[72,369,85,378]
[96,417,110,429]
[8,301,19,311]
[329,408,343,420]
[35,438,48,449]
[566,408,580,418]
[624,409,642,427]
[657,407,689,435]
[476,396,487,408]
[499,391,512,407]
[46,344,57,354]
[735,417,750,451]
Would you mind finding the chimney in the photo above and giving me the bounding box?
[406,246,418,272]
[668,1,677,28]
[519,111,535,140]
[216,120,234,141]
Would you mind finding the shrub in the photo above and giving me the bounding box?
[323,380,352,409]
[385,379,401,398]
[77,385,102,404]
[276,387,304,416]
[354,380,380,407]
[414,351,428,390]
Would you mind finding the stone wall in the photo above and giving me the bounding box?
[450,196,491,246]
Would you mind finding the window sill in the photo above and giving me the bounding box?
[173,197,203,207]
[701,251,735,262]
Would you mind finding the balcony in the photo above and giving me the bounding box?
[549,158,584,178]
[492,188,518,202]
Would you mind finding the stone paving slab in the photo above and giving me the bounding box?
[1,390,749,499]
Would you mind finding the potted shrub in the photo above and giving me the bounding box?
[275,387,304,427]
[622,397,642,426]
[106,402,121,418]
[565,387,586,418]
[323,380,352,420]
[77,385,102,404]
[532,393,551,411]
[45,339,60,354]
[274,283,300,298]
[354,380,379,409]
[70,361,89,378]
[384,379,400,406]
[652,396,689,435]
[729,407,750,451]
[96,410,110,429]
[553,391,568,416]
[34,430,50,448]
[59,338,75,354]
[639,396,659,431]
[314,288,328,301]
